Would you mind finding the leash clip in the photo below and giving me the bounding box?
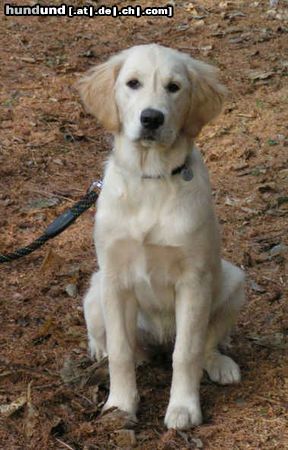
[88,180,103,193]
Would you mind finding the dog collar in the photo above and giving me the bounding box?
[142,157,193,181]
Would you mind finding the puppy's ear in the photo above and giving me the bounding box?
[77,52,126,133]
[183,57,227,138]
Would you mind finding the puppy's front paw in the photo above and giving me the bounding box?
[205,353,241,385]
[103,391,139,418]
[164,401,202,430]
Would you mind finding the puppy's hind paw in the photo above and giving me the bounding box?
[205,353,241,385]
[88,336,107,361]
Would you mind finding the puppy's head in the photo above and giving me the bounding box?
[78,44,226,146]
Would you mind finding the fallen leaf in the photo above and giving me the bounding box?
[240,206,257,214]
[225,196,240,206]
[185,3,197,13]
[0,394,27,417]
[21,56,36,63]
[53,158,64,166]
[248,70,274,81]
[228,11,246,19]
[201,44,213,55]
[60,358,82,385]
[219,1,230,8]
[229,36,245,44]
[40,248,64,273]
[65,283,78,298]
[60,356,109,387]
[233,163,249,171]
[192,19,205,29]
[250,280,266,293]
[25,197,60,210]
[269,243,287,257]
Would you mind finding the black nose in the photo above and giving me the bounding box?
[140,108,165,130]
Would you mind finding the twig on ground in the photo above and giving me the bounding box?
[28,188,75,203]
[55,438,75,450]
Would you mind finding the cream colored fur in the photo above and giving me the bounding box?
[78,44,245,430]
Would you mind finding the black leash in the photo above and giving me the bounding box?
[0,181,101,264]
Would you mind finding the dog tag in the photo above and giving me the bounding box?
[181,166,193,181]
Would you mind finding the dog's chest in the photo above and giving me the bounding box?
[99,231,181,339]
[95,162,213,286]
[102,234,184,287]
[96,173,205,286]
[98,176,198,249]
[126,242,180,341]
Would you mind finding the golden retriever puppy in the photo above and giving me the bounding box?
[78,44,245,430]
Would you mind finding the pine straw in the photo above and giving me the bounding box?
[0,1,287,448]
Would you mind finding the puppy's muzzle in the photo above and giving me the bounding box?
[140,108,165,130]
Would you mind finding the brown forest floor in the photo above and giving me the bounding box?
[0,1,287,449]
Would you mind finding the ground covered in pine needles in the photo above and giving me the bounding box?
[0,1,287,449]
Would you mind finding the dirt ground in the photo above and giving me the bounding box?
[0,0,287,449]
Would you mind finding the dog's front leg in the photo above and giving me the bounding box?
[165,276,211,429]
[102,279,139,418]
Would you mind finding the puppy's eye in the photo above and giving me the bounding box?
[166,82,180,93]
[126,79,141,89]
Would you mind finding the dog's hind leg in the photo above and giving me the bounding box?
[83,271,107,361]
[204,260,245,385]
